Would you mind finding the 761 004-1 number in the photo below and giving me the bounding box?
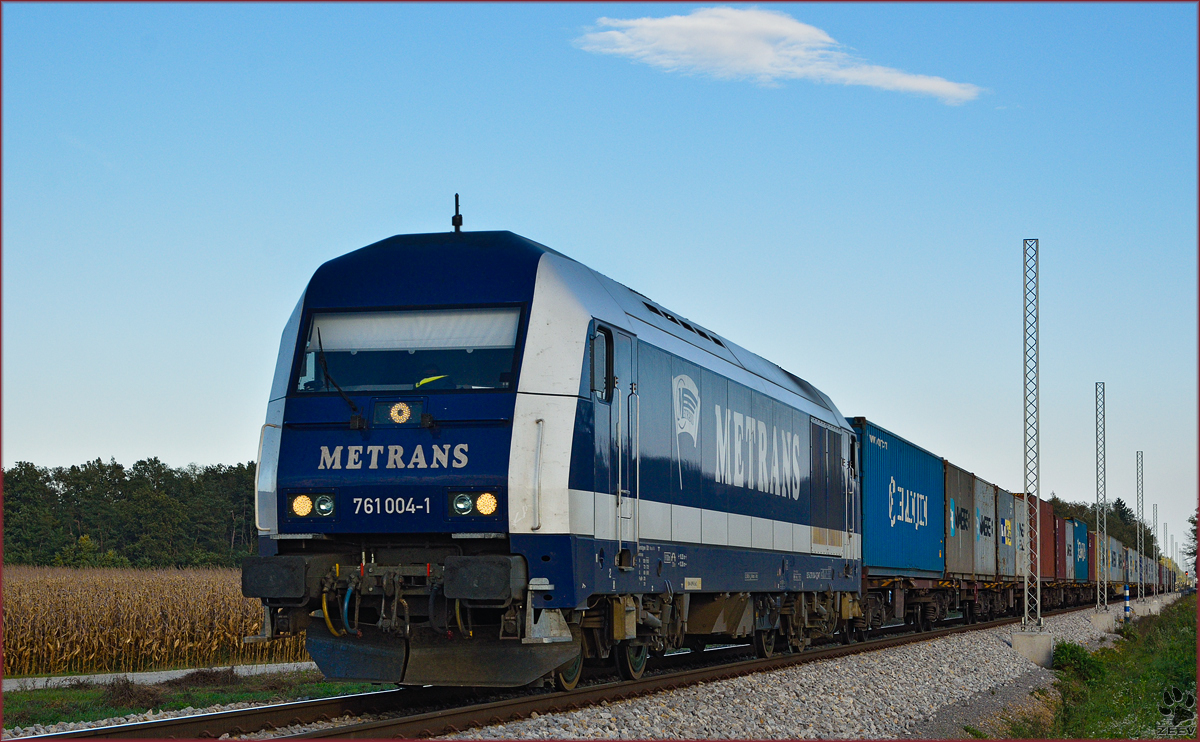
[353,497,430,515]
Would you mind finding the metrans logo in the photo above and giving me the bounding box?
[317,444,469,470]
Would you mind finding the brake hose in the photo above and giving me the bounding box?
[342,583,357,635]
[321,592,346,637]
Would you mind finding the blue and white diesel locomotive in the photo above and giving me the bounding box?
[242,229,863,688]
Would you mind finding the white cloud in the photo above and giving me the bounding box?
[576,6,982,105]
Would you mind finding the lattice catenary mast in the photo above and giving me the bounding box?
[1023,239,1042,628]
[1152,503,1158,596]
[1136,451,1144,601]
[1096,382,1107,610]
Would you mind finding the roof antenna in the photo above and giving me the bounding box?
[452,193,463,233]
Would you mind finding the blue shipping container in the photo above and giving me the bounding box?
[1071,519,1088,581]
[850,418,945,577]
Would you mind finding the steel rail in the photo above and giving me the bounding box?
[21,648,750,740]
[289,605,1091,740]
[22,686,477,740]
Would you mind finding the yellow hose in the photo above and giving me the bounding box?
[455,599,472,638]
[322,592,346,637]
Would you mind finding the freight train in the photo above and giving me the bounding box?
[242,228,1170,689]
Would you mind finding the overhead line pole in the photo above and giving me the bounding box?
[1023,238,1042,628]
[1152,503,1158,596]
[1096,382,1107,611]
[1136,452,1144,602]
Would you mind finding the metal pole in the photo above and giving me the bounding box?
[1152,504,1158,596]
[1023,239,1042,628]
[1163,520,1168,593]
[1137,451,1144,602]
[1096,382,1107,611]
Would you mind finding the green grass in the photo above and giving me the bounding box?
[1,670,383,729]
[1002,595,1197,739]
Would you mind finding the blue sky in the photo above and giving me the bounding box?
[3,3,1196,550]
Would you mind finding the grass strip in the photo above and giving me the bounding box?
[1000,594,1196,739]
[1,669,379,729]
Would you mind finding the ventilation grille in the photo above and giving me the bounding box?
[642,302,726,348]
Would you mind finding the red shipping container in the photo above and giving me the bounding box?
[1013,494,1055,578]
[1039,500,1055,578]
[1088,531,1096,583]
[1055,517,1068,579]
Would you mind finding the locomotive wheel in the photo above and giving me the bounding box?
[554,651,584,691]
[853,625,868,643]
[919,607,933,633]
[753,629,777,658]
[615,641,649,681]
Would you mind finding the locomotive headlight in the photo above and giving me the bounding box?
[315,494,335,516]
[453,493,474,515]
[291,495,313,517]
[389,402,412,424]
[475,492,498,516]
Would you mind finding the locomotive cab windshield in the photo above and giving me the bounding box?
[294,306,521,393]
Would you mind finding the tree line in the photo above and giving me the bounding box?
[3,458,257,568]
[1046,493,1164,558]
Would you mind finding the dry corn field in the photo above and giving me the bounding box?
[2,566,308,677]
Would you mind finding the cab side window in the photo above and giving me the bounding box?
[591,327,613,402]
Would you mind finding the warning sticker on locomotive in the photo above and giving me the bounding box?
[683,577,702,590]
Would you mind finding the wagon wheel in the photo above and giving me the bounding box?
[615,641,649,681]
[554,649,584,691]
[753,629,777,658]
[919,606,934,633]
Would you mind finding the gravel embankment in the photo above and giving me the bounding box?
[436,611,1108,740]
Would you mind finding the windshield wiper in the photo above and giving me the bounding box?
[316,328,366,430]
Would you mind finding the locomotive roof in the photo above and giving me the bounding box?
[308,230,842,419]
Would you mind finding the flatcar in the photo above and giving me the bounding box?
[243,229,862,688]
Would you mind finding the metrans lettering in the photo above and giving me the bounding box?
[317,444,469,470]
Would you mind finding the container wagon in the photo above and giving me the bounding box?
[851,418,945,634]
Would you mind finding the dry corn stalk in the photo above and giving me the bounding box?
[2,566,308,676]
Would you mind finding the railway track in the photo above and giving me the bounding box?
[26,604,1091,740]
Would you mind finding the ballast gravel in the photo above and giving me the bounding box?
[436,611,1108,740]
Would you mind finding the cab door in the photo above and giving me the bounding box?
[591,324,638,569]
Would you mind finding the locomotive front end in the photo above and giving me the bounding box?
[242,232,579,686]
